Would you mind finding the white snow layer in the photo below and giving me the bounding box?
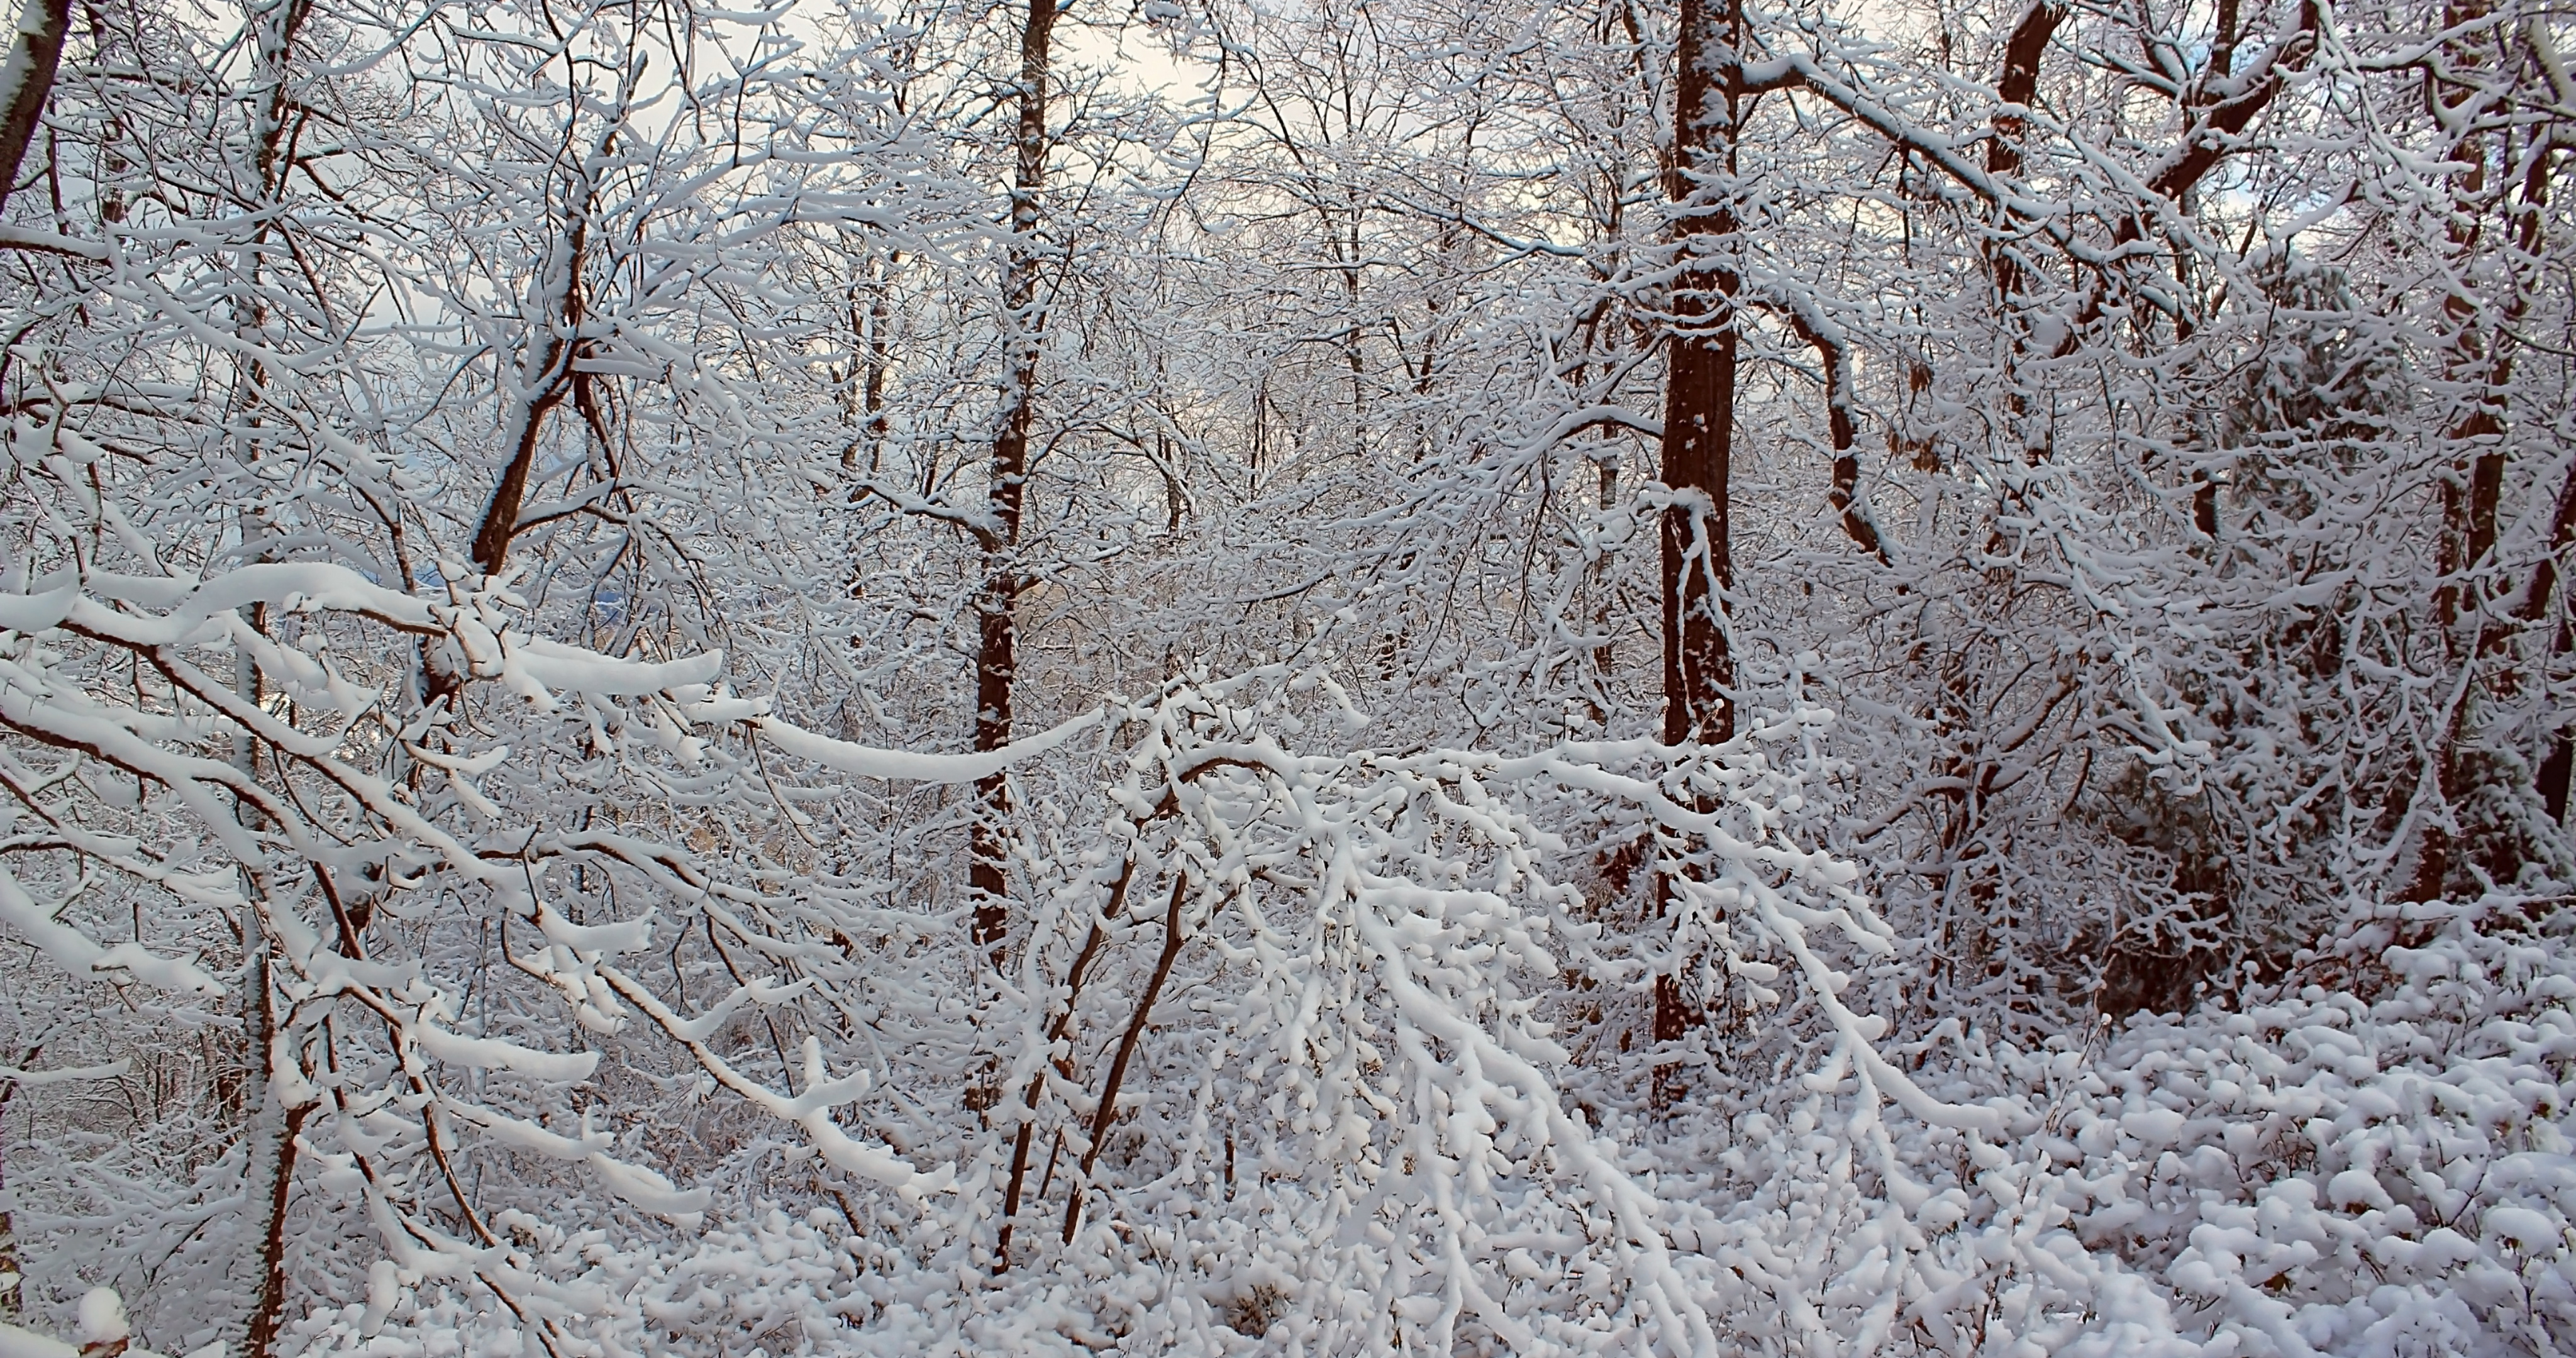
[265,902,2576,1358]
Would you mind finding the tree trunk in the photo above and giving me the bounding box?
[1658,0,1739,753]
[232,13,316,1344]
[2407,1,2516,902]
[838,248,894,477]
[467,233,582,579]
[2522,451,2576,822]
[467,104,618,580]
[0,1045,28,1320]
[1784,307,1884,561]
[1986,1,2064,465]
[1652,0,1745,1092]
[1982,1,2065,304]
[0,0,71,212]
[970,0,1055,963]
[2542,618,2574,823]
[243,1093,313,1358]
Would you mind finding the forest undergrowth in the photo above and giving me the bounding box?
[0,0,2573,1352]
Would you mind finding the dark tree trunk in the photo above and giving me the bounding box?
[2543,646,2575,823]
[468,226,583,579]
[971,0,1055,962]
[1658,0,1738,753]
[1784,309,1884,561]
[2523,450,2576,824]
[1982,1,2065,307]
[0,1043,29,1321]
[0,0,72,212]
[1651,0,1745,1087]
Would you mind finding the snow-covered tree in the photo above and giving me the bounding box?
[2,0,2574,1354]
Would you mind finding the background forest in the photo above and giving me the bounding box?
[0,0,2572,1353]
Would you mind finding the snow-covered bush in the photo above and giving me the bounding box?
[0,0,2572,1353]
[1674,898,2576,1357]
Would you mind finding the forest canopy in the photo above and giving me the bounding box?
[0,0,2572,1354]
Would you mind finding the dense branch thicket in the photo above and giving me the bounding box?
[0,0,2571,1354]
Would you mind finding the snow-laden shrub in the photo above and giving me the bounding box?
[1680,899,2576,1357]
[242,669,1882,1358]
[15,593,2572,1358]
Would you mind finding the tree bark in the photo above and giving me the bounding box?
[468,227,583,578]
[970,0,1054,963]
[0,0,71,212]
[1982,1,2066,308]
[838,248,894,477]
[2521,451,2576,822]
[0,1043,31,1320]
[2406,0,2521,901]
[1651,0,1746,1094]
[1658,0,1740,753]
[1062,874,1188,1245]
[232,14,317,1345]
[1987,0,2063,468]
[243,1095,314,1358]
[467,99,620,580]
[234,895,314,1358]
[996,857,1138,1270]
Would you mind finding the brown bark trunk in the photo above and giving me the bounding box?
[232,18,316,1341]
[2050,2,2315,356]
[863,283,891,473]
[2543,712,2574,824]
[1062,874,1188,1246]
[234,894,319,1358]
[1658,0,1738,752]
[2522,450,2576,822]
[1986,1,2063,179]
[838,250,894,476]
[1983,1,2065,309]
[1986,0,2065,466]
[996,858,1139,1270]
[2487,143,2569,827]
[243,1100,314,1358]
[468,106,618,579]
[1651,0,1746,1099]
[0,0,72,212]
[970,0,1054,962]
[468,238,582,578]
